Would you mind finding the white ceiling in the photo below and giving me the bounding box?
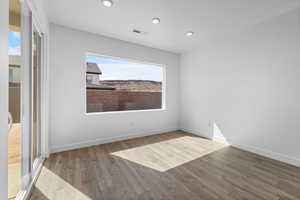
[45,0,300,53]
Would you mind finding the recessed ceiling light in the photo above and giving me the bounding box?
[101,0,113,7]
[186,31,194,37]
[152,17,161,24]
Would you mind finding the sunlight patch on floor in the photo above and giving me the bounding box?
[8,123,21,199]
[35,167,92,200]
[8,163,20,199]
[8,123,21,165]
[111,136,228,172]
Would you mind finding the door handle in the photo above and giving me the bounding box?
[8,112,13,133]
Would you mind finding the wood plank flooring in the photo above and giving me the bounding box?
[29,131,300,200]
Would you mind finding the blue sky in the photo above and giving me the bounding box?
[9,31,21,55]
[86,55,163,82]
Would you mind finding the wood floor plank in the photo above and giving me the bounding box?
[29,131,300,200]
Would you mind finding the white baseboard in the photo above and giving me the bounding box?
[181,126,300,168]
[181,127,229,144]
[51,126,300,168]
[180,127,211,139]
[231,143,300,167]
[212,135,230,145]
[51,127,178,153]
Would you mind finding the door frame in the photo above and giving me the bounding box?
[17,0,49,199]
[0,0,9,199]
[30,17,44,177]
[22,0,49,160]
[1,0,49,198]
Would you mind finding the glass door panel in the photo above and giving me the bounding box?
[8,0,22,199]
[31,25,42,168]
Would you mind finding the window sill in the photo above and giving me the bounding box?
[85,108,166,116]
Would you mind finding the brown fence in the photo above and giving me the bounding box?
[9,87,21,123]
[87,89,162,113]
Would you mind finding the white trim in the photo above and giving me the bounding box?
[23,0,50,158]
[180,127,211,139]
[212,135,230,145]
[86,108,166,116]
[180,127,300,167]
[0,0,9,199]
[31,18,44,167]
[41,33,50,158]
[51,127,178,153]
[87,52,166,69]
[20,1,32,190]
[231,143,300,167]
[19,1,49,199]
[85,52,167,114]
[15,158,44,200]
[24,0,48,34]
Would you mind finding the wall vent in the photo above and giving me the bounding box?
[133,29,147,35]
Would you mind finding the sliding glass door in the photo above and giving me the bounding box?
[21,0,44,189]
[1,0,45,198]
[31,21,43,177]
[8,0,22,199]
[31,25,42,169]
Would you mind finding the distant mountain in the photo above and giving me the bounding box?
[100,80,162,92]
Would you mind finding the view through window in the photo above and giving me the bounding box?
[86,55,164,113]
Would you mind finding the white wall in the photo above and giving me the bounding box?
[49,24,180,152]
[0,0,9,198]
[28,0,49,33]
[180,8,300,166]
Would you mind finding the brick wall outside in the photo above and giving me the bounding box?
[86,89,162,113]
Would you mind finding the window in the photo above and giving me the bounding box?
[85,54,164,113]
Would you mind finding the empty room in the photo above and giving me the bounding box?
[1,0,300,199]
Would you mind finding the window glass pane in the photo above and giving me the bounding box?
[86,55,164,113]
[32,28,42,164]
